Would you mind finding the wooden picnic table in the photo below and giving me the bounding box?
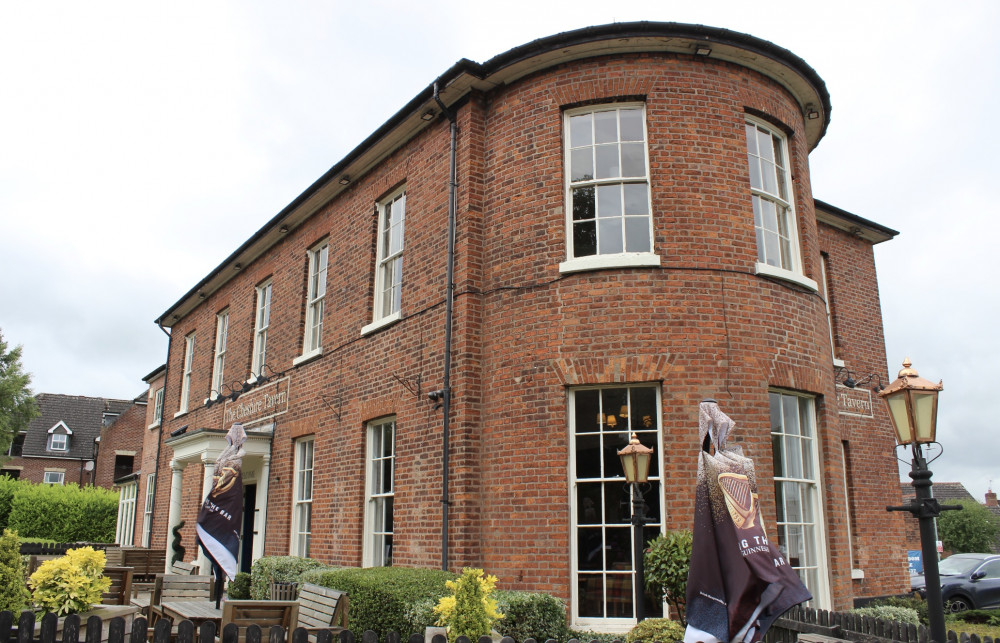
[151,600,224,628]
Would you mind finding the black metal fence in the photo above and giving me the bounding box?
[0,611,616,643]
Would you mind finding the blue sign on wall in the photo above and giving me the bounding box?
[908,550,923,575]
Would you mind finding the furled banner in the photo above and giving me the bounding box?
[196,422,246,581]
[683,401,811,643]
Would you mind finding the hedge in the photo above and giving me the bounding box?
[0,477,21,530]
[249,556,332,600]
[7,482,117,542]
[302,566,457,638]
[493,590,570,643]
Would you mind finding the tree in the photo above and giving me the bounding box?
[0,329,39,454]
[937,499,1000,553]
[644,530,693,624]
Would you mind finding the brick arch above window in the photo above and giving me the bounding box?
[553,77,654,108]
[550,353,677,386]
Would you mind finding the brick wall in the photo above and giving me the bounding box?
[95,401,146,489]
[146,43,904,617]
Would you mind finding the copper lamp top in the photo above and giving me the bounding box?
[879,357,944,397]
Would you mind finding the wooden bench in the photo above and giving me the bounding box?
[294,583,349,636]
[135,574,213,622]
[171,560,199,575]
[220,600,299,643]
[101,566,134,605]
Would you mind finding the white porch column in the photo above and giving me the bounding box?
[196,455,215,576]
[166,459,186,574]
[253,454,271,562]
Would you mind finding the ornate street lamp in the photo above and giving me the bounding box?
[882,358,958,643]
[618,433,654,622]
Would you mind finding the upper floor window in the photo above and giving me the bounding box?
[746,118,801,273]
[151,388,164,427]
[301,243,328,358]
[48,433,68,451]
[212,309,229,399]
[561,104,657,274]
[178,333,195,414]
[820,255,843,366]
[371,189,406,329]
[251,281,272,379]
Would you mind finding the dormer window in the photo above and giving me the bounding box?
[49,433,68,451]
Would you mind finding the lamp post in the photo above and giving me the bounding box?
[881,358,959,643]
[618,432,654,623]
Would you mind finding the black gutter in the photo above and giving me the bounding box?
[156,21,831,326]
[814,198,900,238]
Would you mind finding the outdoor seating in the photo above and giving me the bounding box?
[293,583,349,638]
[218,600,299,643]
[269,581,298,600]
[170,560,199,575]
[135,574,213,622]
[101,566,135,605]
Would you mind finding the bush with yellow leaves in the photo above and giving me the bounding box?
[28,546,111,615]
[433,568,504,643]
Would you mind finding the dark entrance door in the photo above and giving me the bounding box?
[240,483,256,574]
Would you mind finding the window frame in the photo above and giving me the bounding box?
[150,388,164,429]
[363,189,406,335]
[769,389,831,608]
[296,243,328,364]
[745,117,817,291]
[142,473,156,547]
[820,255,844,367]
[560,103,660,275]
[211,309,229,399]
[251,281,273,380]
[177,333,195,416]
[116,480,138,546]
[48,433,68,451]
[568,384,665,629]
[291,437,315,557]
[43,471,65,485]
[363,417,396,567]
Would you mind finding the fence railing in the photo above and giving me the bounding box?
[18,542,113,556]
[768,605,998,643]
[0,611,620,643]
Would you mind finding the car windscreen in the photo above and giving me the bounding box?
[939,556,989,576]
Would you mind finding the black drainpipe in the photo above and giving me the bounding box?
[149,319,172,547]
[433,82,458,572]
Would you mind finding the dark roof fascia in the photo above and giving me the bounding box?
[814,198,899,244]
[142,364,167,383]
[156,22,831,327]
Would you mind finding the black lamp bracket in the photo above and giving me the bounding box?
[893,441,944,467]
[835,366,885,392]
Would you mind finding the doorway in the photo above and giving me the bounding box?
[240,483,256,574]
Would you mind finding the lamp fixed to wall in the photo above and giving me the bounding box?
[252,364,284,386]
[338,176,351,185]
[835,366,884,392]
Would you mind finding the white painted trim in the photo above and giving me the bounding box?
[115,450,137,456]
[47,421,72,435]
[172,410,188,419]
[292,348,323,367]
[754,262,819,291]
[361,311,401,336]
[559,253,661,274]
[851,569,865,580]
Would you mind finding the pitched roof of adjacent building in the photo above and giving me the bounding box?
[23,393,134,460]
[900,481,1000,519]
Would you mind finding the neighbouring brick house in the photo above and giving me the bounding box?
[1,393,134,487]
[137,22,910,629]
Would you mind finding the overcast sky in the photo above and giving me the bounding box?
[2,1,997,501]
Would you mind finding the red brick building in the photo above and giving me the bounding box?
[141,22,908,629]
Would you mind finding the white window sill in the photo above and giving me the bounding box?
[851,569,865,580]
[559,253,661,274]
[361,311,402,336]
[292,348,323,367]
[147,421,162,431]
[173,410,188,419]
[754,262,819,292]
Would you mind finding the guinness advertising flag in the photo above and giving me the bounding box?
[683,401,811,643]
[196,422,246,582]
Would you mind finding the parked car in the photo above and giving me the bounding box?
[911,553,1000,612]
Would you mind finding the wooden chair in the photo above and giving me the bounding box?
[170,560,199,575]
[269,581,298,600]
[294,583,349,637]
[104,546,124,567]
[219,600,299,643]
[144,574,213,626]
[101,566,134,605]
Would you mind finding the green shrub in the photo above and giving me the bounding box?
[303,565,457,638]
[569,630,621,643]
[28,547,111,615]
[228,572,251,599]
[8,483,117,542]
[0,529,29,612]
[433,569,503,643]
[626,617,686,643]
[249,555,332,600]
[0,477,23,530]
[644,530,692,625]
[948,609,1000,626]
[494,590,570,643]
[850,605,920,625]
[867,595,929,625]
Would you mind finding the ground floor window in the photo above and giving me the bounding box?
[115,480,137,545]
[142,473,156,547]
[769,390,830,607]
[291,437,314,557]
[570,385,663,626]
[364,418,395,567]
[43,470,64,485]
